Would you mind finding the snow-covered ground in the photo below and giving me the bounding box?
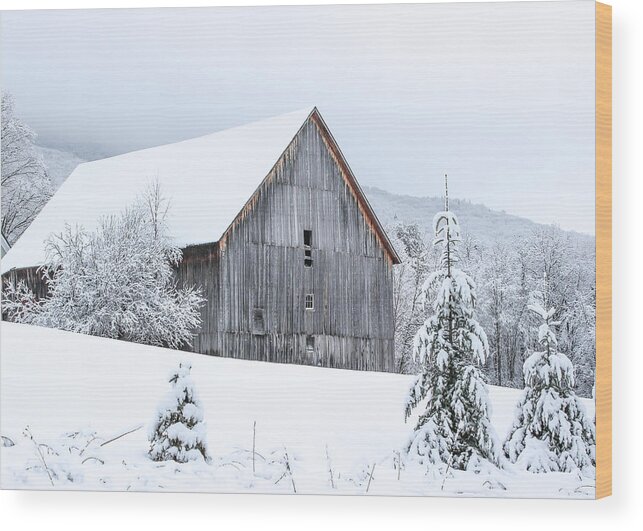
[0,322,595,497]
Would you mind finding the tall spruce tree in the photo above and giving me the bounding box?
[405,175,500,470]
[504,284,595,473]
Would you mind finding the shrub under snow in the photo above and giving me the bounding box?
[2,183,205,349]
[148,362,209,463]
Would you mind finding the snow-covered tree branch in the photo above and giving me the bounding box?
[3,183,205,349]
[389,222,432,373]
[1,92,52,244]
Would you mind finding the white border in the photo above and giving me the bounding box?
[0,0,640,529]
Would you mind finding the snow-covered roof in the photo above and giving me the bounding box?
[2,107,401,273]
[1,233,10,258]
[2,108,315,273]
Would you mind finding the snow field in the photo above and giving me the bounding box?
[0,322,594,497]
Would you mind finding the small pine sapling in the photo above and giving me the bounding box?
[504,286,596,473]
[148,363,209,463]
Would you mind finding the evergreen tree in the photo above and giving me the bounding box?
[149,362,210,463]
[504,287,596,473]
[405,175,500,470]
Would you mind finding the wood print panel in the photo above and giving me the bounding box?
[595,0,612,500]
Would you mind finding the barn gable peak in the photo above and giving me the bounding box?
[221,107,401,265]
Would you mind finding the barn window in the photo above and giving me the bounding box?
[304,229,313,267]
[305,293,314,310]
[306,335,315,352]
[252,307,265,335]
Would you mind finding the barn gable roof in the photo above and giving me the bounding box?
[2,107,399,273]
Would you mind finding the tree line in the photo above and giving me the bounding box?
[390,215,596,398]
[404,178,595,474]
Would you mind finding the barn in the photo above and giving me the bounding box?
[1,107,400,372]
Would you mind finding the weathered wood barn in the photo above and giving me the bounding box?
[1,108,400,371]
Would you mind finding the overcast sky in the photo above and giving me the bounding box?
[1,1,595,234]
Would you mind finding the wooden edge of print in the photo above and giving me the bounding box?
[595,1,612,500]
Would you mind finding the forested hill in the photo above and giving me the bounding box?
[364,186,596,397]
[363,186,595,247]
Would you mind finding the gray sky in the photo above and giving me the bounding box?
[1,1,596,234]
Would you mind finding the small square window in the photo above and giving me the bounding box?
[306,335,315,352]
[305,294,314,310]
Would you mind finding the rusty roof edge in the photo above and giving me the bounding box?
[310,109,402,265]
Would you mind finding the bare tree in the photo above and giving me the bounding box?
[1,93,52,244]
[479,243,522,387]
[522,227,596,396]
[389,222,432,373]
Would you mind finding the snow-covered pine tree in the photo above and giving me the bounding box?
[405,175,500,470]
[149,362,209,463]
[504,287,595,473]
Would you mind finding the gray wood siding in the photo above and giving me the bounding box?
[3,266,48,300]
[177,117,396,371]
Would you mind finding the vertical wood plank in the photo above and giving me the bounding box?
[595,0,612,500]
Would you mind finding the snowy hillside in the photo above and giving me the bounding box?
[363,186,595,245]
[34,145,85,190]
[0,323,594,497]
